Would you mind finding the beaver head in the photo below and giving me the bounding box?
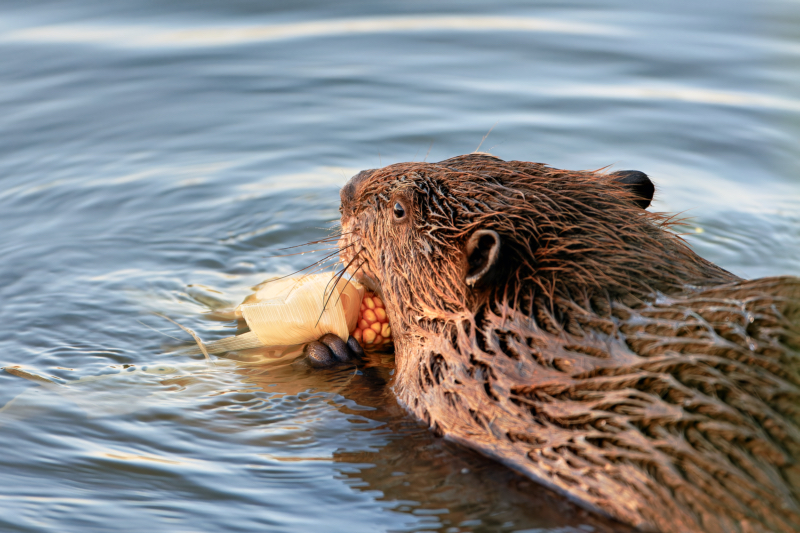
[337,153,800,533]
[339,153,732,339]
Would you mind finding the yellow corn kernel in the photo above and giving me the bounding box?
[362,309,377,323]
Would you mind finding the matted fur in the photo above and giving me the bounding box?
[337,153,800,533]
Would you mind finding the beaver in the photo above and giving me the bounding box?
[304,153,800,533]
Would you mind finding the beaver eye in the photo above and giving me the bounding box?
[393,201,406,220]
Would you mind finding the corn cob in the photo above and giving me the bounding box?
[352,292,392,347]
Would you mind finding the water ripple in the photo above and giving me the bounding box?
[1,15,627,49]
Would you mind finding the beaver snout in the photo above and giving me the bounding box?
[340,169,376,215]
[340,180,356,208]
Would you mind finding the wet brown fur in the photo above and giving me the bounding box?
[337,153,800,533]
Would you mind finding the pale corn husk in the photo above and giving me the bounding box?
[195,331,264,354]
[200,273,364,355]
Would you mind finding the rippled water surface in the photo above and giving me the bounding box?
[1,1,799,532]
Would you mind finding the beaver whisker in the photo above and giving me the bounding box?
[262,244,354,286]
[265,260,341,292]
[312,223,343,231]
[320,244,363,296]
[264,246,340,258]
[296,257,342,279]
[320,258,357,307]
[326,259,368,320]
[316,250,365,327]
[271,239,342,253]
[274,231,353,251]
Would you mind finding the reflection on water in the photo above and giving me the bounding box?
[537,83,800,112]
[2,15,624,48]
[0,0,799,532]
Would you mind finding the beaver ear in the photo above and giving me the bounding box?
[465,230,501,287]
[610,170,654,209]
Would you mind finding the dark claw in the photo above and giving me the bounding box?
[346,336,364,359]
[318,333,352,363]
[303,334,363,368]
[304,341,337,368]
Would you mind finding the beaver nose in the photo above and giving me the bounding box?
[341,180,356,208]
[341,169,375,212]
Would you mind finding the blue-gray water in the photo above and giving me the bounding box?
[1,1,799,532]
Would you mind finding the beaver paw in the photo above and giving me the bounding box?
[304,333,364,368]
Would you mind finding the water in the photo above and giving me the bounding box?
[1,1,799,532]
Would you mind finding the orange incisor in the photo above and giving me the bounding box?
[352,292,392,347]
